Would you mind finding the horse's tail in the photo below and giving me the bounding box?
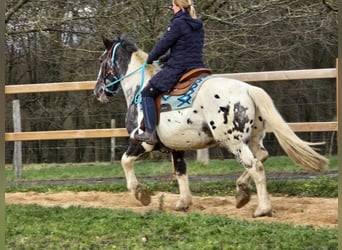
[247,85,328,172]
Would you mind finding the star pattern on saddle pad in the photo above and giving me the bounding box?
[161,76,209,111]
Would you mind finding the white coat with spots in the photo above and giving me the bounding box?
[94,36,328,217]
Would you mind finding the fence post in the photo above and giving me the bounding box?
[111,119,116,163]
[196,148,209,165]
[12,99,22,178]
[336,59,338,121]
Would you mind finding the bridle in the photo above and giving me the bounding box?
[102,42,122,96]
[101,41,148,104]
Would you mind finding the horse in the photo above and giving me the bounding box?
[93,35,328,217]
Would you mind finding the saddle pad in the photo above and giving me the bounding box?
[160,75,209,112]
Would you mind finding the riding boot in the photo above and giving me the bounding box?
[135,96,158,144]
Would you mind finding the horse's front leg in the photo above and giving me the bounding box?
[172,150,192,211]
[121,141,153,206]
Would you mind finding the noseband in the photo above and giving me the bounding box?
[103,42,122,95]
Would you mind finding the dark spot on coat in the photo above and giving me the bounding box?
[202,123,213,137]
[209,121,216,130]
[258,116,263,122]
[187,118,193,125]
[193,110,198,114]
[219,106,229,124]
[233,102,249,133]
[214,94,220,99]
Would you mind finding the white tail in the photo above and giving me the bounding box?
[248,85,328,172]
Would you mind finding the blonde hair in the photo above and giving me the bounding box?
[173,0,197,18]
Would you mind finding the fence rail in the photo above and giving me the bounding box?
[5,68,338,141]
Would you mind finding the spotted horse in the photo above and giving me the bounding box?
[93,35,328,217]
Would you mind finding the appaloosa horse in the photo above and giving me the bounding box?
[93,35,328,217]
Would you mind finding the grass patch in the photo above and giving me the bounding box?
[6,176,338,198]
[5,156,338,181]
[6,204,337,250]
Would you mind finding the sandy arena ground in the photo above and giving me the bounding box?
[5,191,337,228]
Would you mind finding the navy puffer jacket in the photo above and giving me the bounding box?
[147,10,205,70]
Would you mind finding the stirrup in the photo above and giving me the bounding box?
[135,131,157,145]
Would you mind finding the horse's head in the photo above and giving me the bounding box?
[94,35,138,103]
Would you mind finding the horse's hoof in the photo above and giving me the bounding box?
[175,199,191,211]
[235,184,251,208]
[175,206,188,212]
[252,209,272,218]
[134,185,151,206]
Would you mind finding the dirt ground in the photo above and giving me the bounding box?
[6,191,338,228]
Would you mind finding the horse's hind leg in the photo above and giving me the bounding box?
[249,111,269,163]
[229,142,272,217]
[236,113,269,208]
[121,141,153,206]
[235,171,252,208]
[171,150,192,211]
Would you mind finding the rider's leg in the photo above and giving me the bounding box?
[135,83,161,144]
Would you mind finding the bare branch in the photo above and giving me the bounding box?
[5,0,30,24]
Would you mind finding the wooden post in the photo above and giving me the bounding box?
[196,148,209,165]
[336,59,338,121]
[110,119,116,163]
[12,100,22,178]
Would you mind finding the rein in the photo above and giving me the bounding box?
[105,42,147,104]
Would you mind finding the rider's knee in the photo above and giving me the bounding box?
[142,83,162,97]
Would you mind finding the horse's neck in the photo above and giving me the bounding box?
[121,51,158,107]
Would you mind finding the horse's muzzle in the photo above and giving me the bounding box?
[94,84,109,103]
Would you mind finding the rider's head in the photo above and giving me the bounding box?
[172,0,197,18]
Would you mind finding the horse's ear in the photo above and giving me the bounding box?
[120,34,138,53]
[102,36,113,50]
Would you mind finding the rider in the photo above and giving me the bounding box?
[135,0,206,144]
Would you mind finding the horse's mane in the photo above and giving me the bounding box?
[118,33,160,75]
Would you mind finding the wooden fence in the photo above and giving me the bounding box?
[5,68,338,142]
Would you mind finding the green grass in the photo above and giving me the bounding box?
[5,157,338,249]
[5,155,338,181]
[6,204,337,250]
[5,175,338,198]
[5,156,338,198]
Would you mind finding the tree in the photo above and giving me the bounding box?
[5,0,338,163]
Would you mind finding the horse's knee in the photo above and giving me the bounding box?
[172,150,186,175]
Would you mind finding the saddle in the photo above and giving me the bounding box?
[140,68,212,131]
[156,68,212,119]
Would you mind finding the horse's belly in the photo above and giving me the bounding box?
[157,115,215,150]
